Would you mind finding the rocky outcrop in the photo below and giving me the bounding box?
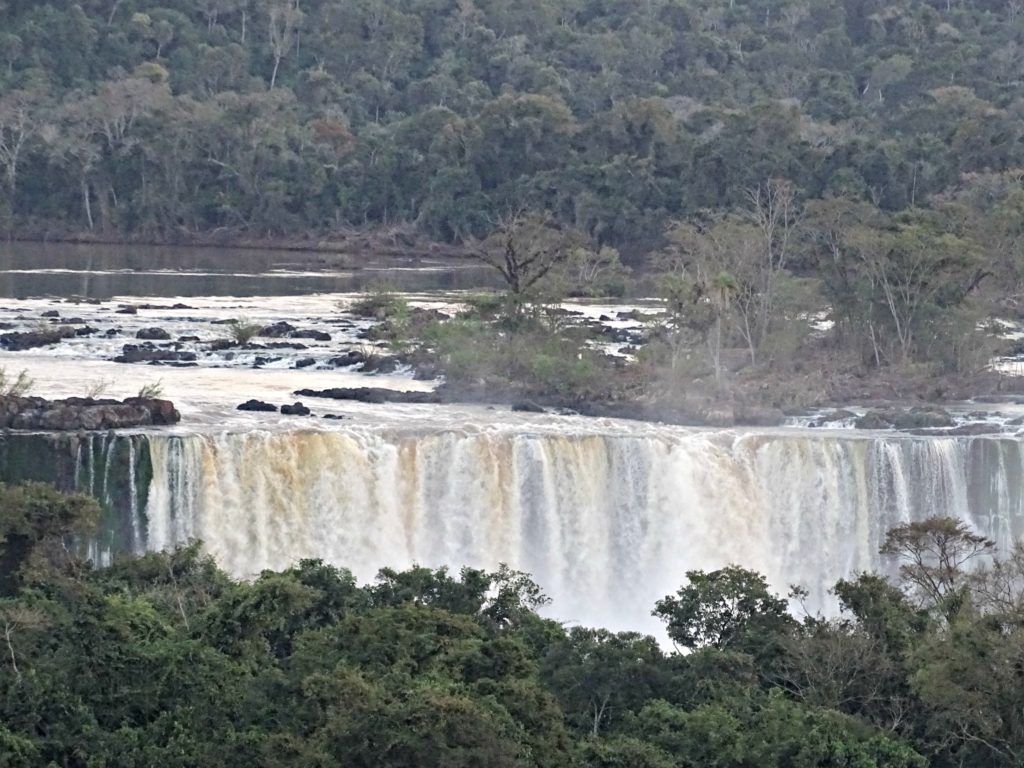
[294,387,441,404]
[0,327,77,350]
[280,402,311,416]
[511,401,545,413]
[114,344,198,364]
[0,395,180,431]
[260,321,296,337]
[289,329,331,342]
[854,407,955,431]
[237,400,277,412]
[136,327,172,340]
[329,351,366,368]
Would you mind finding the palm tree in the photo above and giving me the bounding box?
[708,270,738,383]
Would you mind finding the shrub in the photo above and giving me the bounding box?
[226,318,263,345]
[0,368,33,397]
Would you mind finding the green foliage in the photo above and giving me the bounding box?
[0,368,32,398]
[1,0,1020,260]
[347,289,410,323]
[422,317,611,400]
[9,494,1024,767]
[653,566,796,656]
[137,380,164,399]
[0,482,99,595]
[225,318,263,345]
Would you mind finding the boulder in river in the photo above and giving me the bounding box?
[0,327,77,350]
[294,387,441,404]
[136,327,172,340]
[260,321,296,338]
[289,329,331,342]
[854,407,954,431]
[280,402,311,416]
[0,395,179,430]
[361,354,402,374]
[294,358,316,369]
[511,401,545,413]
[237,399,278,412]
[114,344,197,364]
[329,351,366,368]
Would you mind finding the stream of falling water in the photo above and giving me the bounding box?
[135,427,1024,635]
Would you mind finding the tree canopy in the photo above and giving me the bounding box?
[3,483,1024,766]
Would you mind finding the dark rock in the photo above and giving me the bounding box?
[60,317,85,324]
[294,387,442,404]
[114,344,197,364]
[136,327,171,340]
[289,329,331,342]
[74,327,99,336]
[511,401,545,413]
[104,329,119,337]
[910,423,1004,436]
[0,327,76,350]
[264,342,308,350]
[0,395,179,430]
[237,399,277,412]
[41,310,59,318]
[321,414,346,420]
[208,339,234,351]
[123,397,181,425]
[809,409,857,427]
[854,407,955,431]
[330,351,366,368]
[280,402,311,416]
[178,335,201,343]
[252,356,281,367]
[599,314,612,321]
[361,355,401,374]
[294,358,316,369]
[260,321,296,338]
[116,306,138,315]
[413,363,440,381]
[855,412,892,430]
[734,406,786,426]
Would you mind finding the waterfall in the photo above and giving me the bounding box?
[135,426,1024,634]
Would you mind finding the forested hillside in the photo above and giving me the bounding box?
[0,0,1021,253]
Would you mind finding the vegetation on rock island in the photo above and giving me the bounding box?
[2,483,1024,766]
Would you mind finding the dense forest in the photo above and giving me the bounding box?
[0,0,1021,254]
[3,482,1024,767]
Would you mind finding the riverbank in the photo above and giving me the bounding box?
[3,225,469,261]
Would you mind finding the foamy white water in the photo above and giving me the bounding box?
[131,424,1024,635]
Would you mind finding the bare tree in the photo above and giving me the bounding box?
[266,0,303,89]
[0,89,42,197]
[664,181,799,367]
[471,211,581,319]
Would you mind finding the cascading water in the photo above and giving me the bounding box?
[131,425,1024,635]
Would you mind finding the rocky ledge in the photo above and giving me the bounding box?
[0,396,180,431]
[293,387,441,404]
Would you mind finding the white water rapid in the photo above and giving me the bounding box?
[138,422,1024,636]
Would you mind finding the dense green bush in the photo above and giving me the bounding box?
[6,485,1024,766]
